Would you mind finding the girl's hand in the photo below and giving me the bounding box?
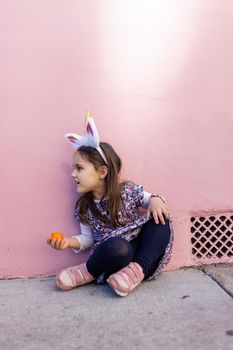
[146,197,169,225]
[47,236,71,250]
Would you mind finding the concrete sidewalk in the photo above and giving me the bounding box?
[1,264,233,350]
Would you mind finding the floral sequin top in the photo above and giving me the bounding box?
[74,181,174,285]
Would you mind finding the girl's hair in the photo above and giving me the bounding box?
[75,142,128,226]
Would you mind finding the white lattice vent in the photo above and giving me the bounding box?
[191,213,233,264]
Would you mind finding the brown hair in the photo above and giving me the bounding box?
[75,142,129,226]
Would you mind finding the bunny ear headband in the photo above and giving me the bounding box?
[64,110,108,165]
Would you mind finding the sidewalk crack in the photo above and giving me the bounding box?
[199,268,233,299]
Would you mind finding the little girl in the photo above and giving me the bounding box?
[47,112,174,297]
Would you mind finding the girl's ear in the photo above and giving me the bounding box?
[99,165,108,179]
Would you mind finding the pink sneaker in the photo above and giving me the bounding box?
[56,262,95,290]
[107,262,145,297]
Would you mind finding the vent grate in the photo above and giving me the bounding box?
[191,213,233,263]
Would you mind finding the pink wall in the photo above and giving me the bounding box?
[1,1,233,278]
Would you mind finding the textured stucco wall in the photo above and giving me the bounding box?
[1,0,232,278]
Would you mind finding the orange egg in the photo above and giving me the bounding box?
[50,232,64,240]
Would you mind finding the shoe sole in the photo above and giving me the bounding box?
[109,281,142,297]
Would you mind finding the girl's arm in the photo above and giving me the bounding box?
[47,223,94,251]
[71,223,94,253]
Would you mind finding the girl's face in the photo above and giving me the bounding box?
[71,151,107,199]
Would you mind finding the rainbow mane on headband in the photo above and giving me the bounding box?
[64,110,108,164]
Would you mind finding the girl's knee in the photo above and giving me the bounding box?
[104,237,133,259]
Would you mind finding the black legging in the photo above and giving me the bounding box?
[86,217,171,280]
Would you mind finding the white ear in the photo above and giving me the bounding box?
[84,113,100,148]
[64,133,83,149]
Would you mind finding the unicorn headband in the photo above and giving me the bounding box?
[64,110,108,165]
